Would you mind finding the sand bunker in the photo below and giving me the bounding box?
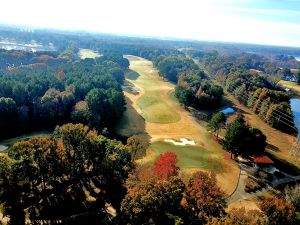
[164,138,196,146]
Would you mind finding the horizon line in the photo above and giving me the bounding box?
[1,23,300,50]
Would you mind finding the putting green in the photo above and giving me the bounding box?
[150,141,223,173]
[126,57,180,124]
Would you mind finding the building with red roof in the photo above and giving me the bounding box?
[250,155,274,164]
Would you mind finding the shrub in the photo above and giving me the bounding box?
[260,197,296,225]
[245,176,266,193]
[256,169,273,183]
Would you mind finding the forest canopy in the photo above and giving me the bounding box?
[0,50,128,139]
[154,55,223,109]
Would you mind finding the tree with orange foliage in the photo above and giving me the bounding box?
[184,171,227,224]
[125,164,154,190]
[207,207,266,225]
[260,197,296,225]
[120,176,185,225]
[153,151,179,180]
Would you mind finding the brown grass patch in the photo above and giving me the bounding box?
[228,198,260,211]
[181,159,240,197]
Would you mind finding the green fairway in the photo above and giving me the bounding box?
[126,57,181,123]
[150,141,223,172]
[117,56,239,195]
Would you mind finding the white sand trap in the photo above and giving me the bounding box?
[164,138,196,146]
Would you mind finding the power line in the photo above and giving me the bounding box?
[228,82,295,121]
[228,83,295,123]
[227,84,298,134]
[234,92,297,133]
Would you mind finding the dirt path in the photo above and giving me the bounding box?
[117,55,240,196]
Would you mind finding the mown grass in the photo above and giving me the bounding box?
[137,95,180,123]
[78,49,101,59]
[278,80,300,93]
[150,141,223,173]
[127,57,181,124]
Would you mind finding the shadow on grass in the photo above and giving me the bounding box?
[266,143,280,152]
[126,69,140,80]
[266,152,300,176]
[114,97,151,156]
[220,97,234,109]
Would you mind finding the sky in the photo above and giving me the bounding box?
[1,0,300,47]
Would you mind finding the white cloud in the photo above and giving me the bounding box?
[224,6,300,17]
[0,0,299,47]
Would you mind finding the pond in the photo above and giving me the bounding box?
[291,98,300,139]
[220,107,235,115]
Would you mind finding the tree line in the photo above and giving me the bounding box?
[0,50,128,139]
[193,51,296,134]
[154,55,224,109]
[209,112,267,158]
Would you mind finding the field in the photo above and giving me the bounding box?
[116,55,240,195]
[278,80,300,93]
[78,48,101,59]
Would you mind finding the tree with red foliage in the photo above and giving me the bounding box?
[121,161,229,224]
[184,171,227,224]
[153,152,179,180]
